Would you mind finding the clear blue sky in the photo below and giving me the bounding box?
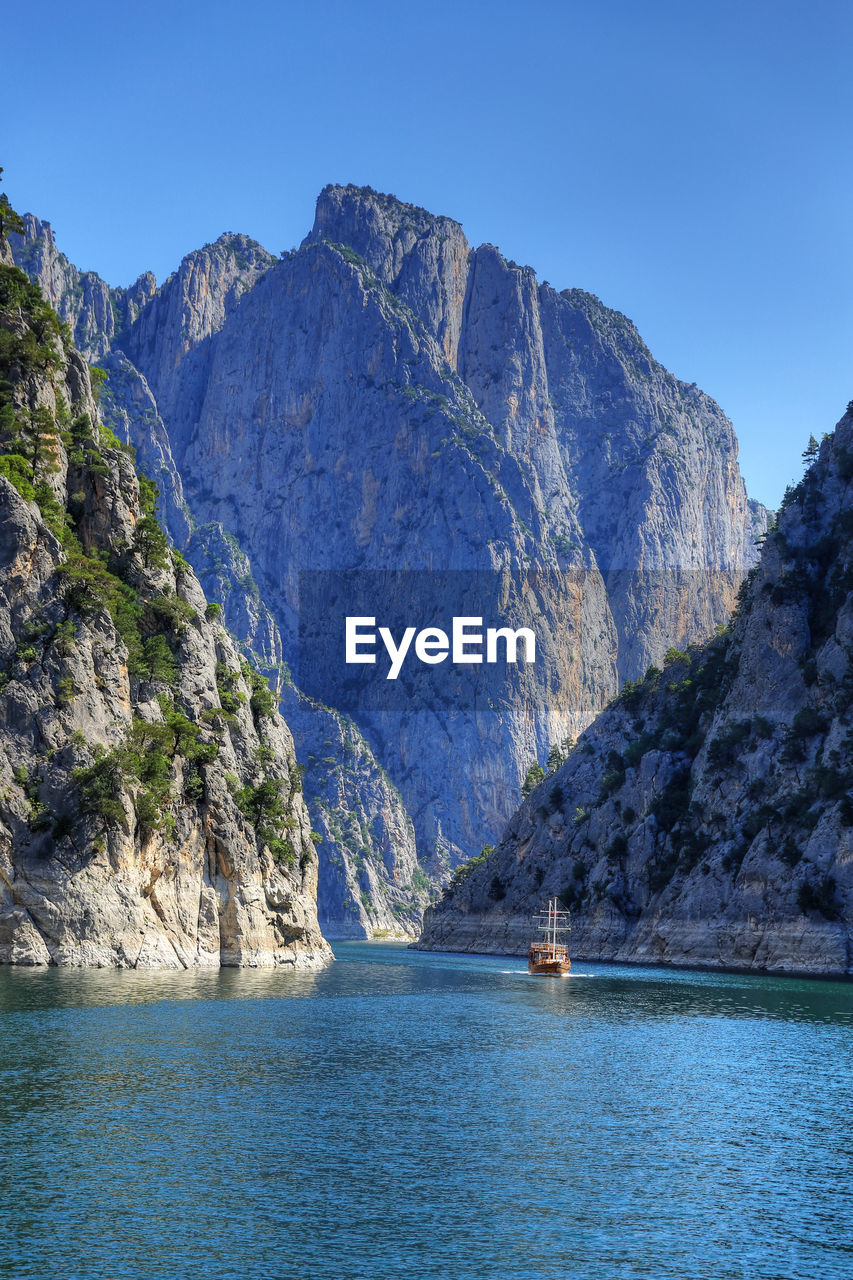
[4,0,851,508]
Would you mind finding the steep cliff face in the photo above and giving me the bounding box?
[535,285,759,678]
[9,186,765,902]
[281,687,431,938]
[304,189,760,622]
[306,184,471,368]
[98,349,193,545]
[0,253,330,968]
[120,232,276,436]
[157,229,617,865]
[183,518,427,937]
[418,416,853,975]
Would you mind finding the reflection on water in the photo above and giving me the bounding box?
[1,944,851,1280]
[3,945,851,1025]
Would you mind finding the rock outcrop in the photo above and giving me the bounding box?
[0,249,330,968]
[417,418,853,975]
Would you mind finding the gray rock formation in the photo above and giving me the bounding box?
[418,415,853,975]
[120,231,276,436]
[9,185,766,925]
[185,520,287,678]
[0,249,330,968]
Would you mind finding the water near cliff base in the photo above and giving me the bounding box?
[1,945,850,1280]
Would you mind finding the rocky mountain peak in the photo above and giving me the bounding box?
[308,183,467,266]
[124,270,158,323]
[306,184,471,364]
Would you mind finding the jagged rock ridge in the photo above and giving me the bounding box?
[417,421,853,975]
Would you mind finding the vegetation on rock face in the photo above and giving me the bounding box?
[0,226,314,889]
[521,762,545,798]
[449,845,495,889]
[0,170,25,239]
[0,263,191,708]
[74,700,219,833]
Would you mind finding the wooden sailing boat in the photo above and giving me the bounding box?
[527,898,571,976]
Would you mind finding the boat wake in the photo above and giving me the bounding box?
[499,969,595,978]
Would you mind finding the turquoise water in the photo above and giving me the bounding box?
[0,945,851,1280]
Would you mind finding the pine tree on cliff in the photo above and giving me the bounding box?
[802,435,820,467]
[0,169,25,238]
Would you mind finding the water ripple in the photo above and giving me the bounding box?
[0,945,851,1279]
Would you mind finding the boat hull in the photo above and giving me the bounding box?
[528,959,572,976]
[527,942,571,976]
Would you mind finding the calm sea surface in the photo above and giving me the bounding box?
[0,943,851,1280]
